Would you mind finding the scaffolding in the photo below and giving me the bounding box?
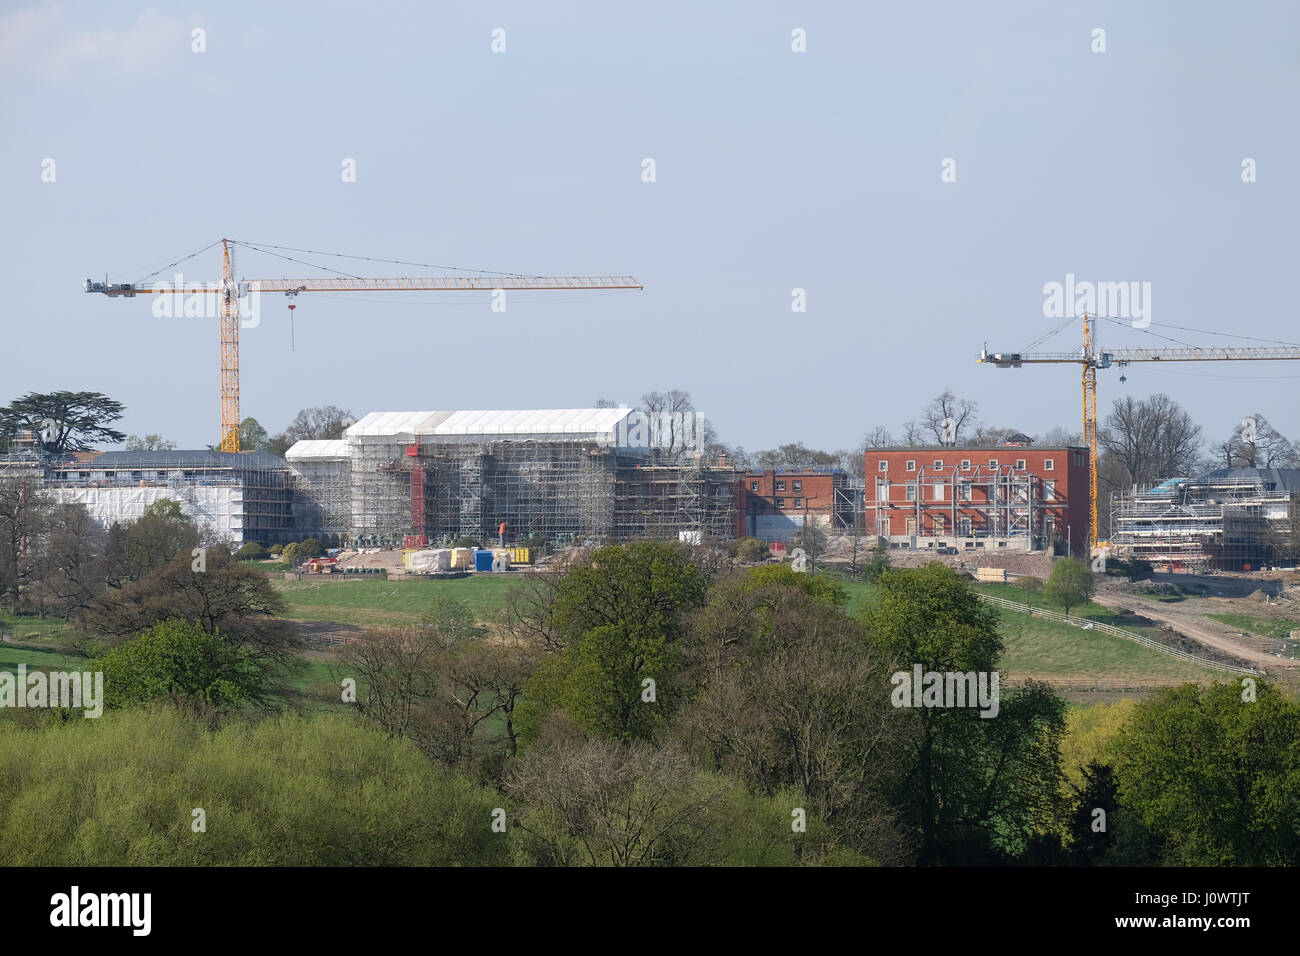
[871,464,1047,549]
[290,410,741,549]
[45,450,295,544]
[1110,470,1300,571]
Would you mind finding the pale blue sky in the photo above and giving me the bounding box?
[3,0,1297,453]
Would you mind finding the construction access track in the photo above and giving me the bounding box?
[1089,583,1300,672]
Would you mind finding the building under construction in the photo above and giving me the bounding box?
[286,408,740,548]
[43,449,296,544]
[1110,467,1300,571]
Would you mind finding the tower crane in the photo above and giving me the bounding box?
[85,238,642,451]
[979,315,1300,553]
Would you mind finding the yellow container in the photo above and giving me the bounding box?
[510,547,531,564]
[451,547,473,568]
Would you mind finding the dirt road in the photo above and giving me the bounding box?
[1091,589,1297,671]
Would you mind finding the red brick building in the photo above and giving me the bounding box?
[740,468,857,542]
[864,445,1089,557]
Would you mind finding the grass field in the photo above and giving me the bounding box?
[1207,613,1300,641]
[991,606,1218,681]
[273,576,520,627]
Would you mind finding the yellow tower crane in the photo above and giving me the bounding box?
[979,315,1300,554]
[86,238,642,451]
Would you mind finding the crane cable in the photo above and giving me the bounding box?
[229,240,543,279]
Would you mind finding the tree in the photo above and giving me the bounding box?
[1036,425,1083,447]
[676,576,912,861]
[94,619,266,709]
[1113,681,1300,865]
[1043,557,1095,616]
[1216,413,1298,469]
[1101,393,1203,491]
[239,417,269,451]
[284,405,354,442]
[734,537,769,564]
[123,434,177,451]
[864,539,891,582]
[923,390,977,446]
[639,390,697,456]
[82,546,300,672]
[420,596,486,646]
[341,626,441,741]
[27,502,105,619]
[0,479,53,608]
[235,542,270,561]
[515,542,709,743]
[0,391,126,455]
[862,426,894,448]
[506,738,816,866]
[98,498,199,587]
[593,398,618,408]
[1017,575,1043,604]
[861,564,1067,863]
[754,442,841,470]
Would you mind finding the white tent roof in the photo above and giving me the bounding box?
[285,439,350,460]
[346,408,633,441]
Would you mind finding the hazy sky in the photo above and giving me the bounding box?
[3,1,1297,454]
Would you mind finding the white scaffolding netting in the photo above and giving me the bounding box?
[48,485,244,541]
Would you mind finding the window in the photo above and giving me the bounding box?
[988,459,998,468]
[878,461,888,471]
[793,497,803,508]
[960,482,972,501]
[775,480,786,492]
[933,482,945,500]
[906,484,917,501]
[1044,458,1054,471]
[1016,459,1026,470]
[961,459,971,470]
[934,459,943,469]
[960,517,972,536]
[775,497,785,509]
[1044,480,1056,500]
[906,460,916,472]
[750,481,759,492]
[792,480,802,492]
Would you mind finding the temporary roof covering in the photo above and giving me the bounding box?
[346,409,634,443]
[285,439,350,460]
[78,449,288,469]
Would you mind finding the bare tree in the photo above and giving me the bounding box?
[1036,425,1083,447]
[1216,413,1298,469]
[923,390,978,445]
[862,426,895,448]
[1101,394,1204,490]
[506,738,731,866]
[340,626,440,740]
[285,405,355,442]
[899,420,927,446]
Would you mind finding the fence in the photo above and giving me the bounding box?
[976,593,1263,675]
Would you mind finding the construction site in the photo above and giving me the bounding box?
[286,408,741,549]
[1109,467,1300,572]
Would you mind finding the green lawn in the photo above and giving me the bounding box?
[274,575,521,626]
[0,643,80,673]
[829,576,1217,681]
[1207,613,1300,641]
[992,605,1218,681]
